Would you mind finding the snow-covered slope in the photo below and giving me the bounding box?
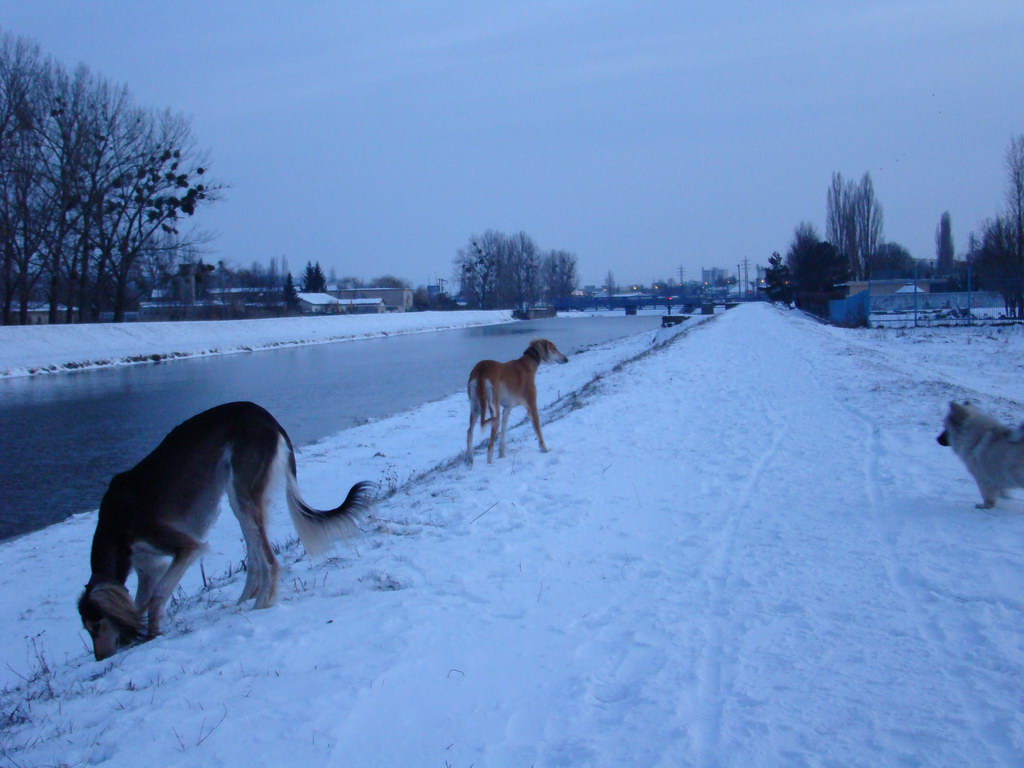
[2,304,1022,767]
[0,310,513,378]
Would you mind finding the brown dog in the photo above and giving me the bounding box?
[466,338,568,465]
[78,401,372,660]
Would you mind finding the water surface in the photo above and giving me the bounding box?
[0,315,660,539]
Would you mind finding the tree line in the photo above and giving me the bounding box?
[765,134,1024,318]
[0,31,216,325]
[969,135,1024,317]
[454,230,578,309]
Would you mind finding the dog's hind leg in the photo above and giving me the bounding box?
[228,473,280,609]
[486,410,500,463]
[235,508,279,608]
[484,379,501,464]
[227,480,265,602]
[229,431,286,608]
[466,380,480,465]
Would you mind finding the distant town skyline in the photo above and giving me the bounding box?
[4,1,1022,288]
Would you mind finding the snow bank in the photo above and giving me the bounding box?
[0,310,513,378]
[2,305,1023,766]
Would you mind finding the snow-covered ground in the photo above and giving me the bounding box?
[0,310,513,378]
[2,303,1023,767]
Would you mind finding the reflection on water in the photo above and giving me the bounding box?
[0,315,660,539]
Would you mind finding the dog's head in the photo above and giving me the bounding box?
[528,338,569,365]
[937,401,984,448]
[78,581,142,661]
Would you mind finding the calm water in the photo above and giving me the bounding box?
[0,315,660,540]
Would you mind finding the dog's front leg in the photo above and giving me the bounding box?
[528,402,549,454]
[143,536,204,636]
[975,479,998,509]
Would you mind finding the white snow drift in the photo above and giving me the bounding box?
[0,309,513,378]
[1,304,1023,767]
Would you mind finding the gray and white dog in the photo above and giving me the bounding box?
[937,401,1024,509]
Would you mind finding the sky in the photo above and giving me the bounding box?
[3,1,1022,288]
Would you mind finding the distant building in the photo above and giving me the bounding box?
[141,285,285,320]
[338,297,386,314]
[701,267,727,286]
[326,286,413,312]
[12,303,77,325]
[841,279,946,297]
[297,292,342,313]
[297,292,386,314]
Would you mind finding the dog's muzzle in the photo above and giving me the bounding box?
[936,430,949,446]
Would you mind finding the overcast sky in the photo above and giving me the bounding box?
[4,1,1022,287]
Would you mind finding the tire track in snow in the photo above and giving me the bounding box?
[692,345,792,768]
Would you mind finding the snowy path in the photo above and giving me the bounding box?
[2,304,1022,767]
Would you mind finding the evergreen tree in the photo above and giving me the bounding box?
[786,223,849,294]
[283,272,300,310]
[301,261,327,292]
[764,252,794,303]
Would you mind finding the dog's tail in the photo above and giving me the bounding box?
[470,376,497,428]
[277,437,374,557]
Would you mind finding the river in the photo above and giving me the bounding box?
[0,315,660,540]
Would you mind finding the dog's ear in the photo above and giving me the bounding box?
[85,583,143,639]
[948,402,970,424]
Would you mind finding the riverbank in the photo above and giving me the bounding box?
[0,310,514,378]
[2,304,1022,766]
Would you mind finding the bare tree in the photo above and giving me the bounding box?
[0,30,221,324]
[498,231,539,309]
[993,134,1024,316]
[854,173,884,279]
[826,171,884,280]
[456,230,579,309]
[1006,134,1024,277]
[0,34,46,324]
[455,230,502,309]
[974,216,1019,316]
[540,249,577,304]
[38,63,97,322]
[825,172,857,279]
[368,274,410,289]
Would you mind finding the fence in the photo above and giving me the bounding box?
[828,292,870,327]
[867,291,1006,327]
[826,290,1011,328]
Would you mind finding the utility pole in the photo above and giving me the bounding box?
[678,265,685,285]
[741,258,751,300]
